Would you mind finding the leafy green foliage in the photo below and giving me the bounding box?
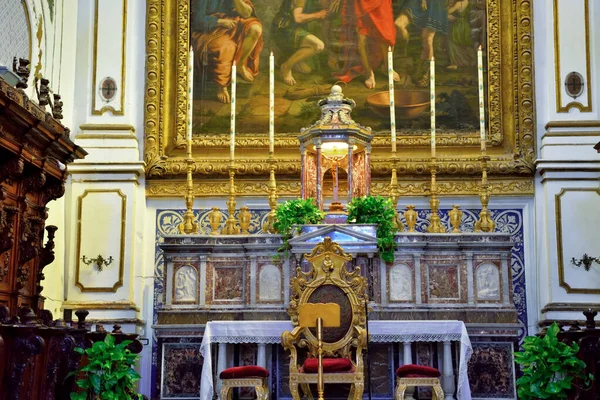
[69,334,142,400]
[514,323,593,399]
[347,196,397,263]
[274,198,324,254]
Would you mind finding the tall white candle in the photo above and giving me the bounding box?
[230,62,237,161]
[477,45,486,152]
[430,57,436,159]
[269,52,275,155]
[388,47,396,153]
[187,47,194,142]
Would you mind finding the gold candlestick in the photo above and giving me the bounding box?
[263,156,278,233]
[475,155,495,232]
[222,162,240,235]
[389,155,404,231]
[178,46,198,234]
[426,159,444,233]
[178,157,199,234]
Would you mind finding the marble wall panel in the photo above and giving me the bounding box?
[239,343,258,399]
[160,342,203,398]
[207,258,248,304]
[468,342,516,399]
[416,343,435,399]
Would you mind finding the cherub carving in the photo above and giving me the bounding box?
[52,94,63,120]
[12,57,30,89]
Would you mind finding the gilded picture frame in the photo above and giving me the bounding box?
[144,0,535,197]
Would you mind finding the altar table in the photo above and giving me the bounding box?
[200,320,472,400]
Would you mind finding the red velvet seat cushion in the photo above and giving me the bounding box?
[396,364,441,378]
[219,366,269,379]
[302,358,354,373]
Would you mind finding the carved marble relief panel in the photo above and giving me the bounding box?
[388,263,413,302]
[257,263,282,303]
[173,264,198,304]
[207,258,248,303]
[475,262,501,302]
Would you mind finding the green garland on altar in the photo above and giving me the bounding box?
[274,198,324,255]
[347,196,397,263]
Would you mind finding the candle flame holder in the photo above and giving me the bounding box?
[178,157,199,234]
[389,155,404,231]
[222,162,241,235]
[426,159,445,233]
[475,155,495,232]
[263,155,279,233]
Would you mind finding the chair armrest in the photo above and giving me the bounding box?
[353,326,368,370]
[282,327,303,375]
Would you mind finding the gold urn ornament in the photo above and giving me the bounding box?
[449,205,463,233]
[404,205,418,232]
[239,206,252,234]
[209,207,222,235]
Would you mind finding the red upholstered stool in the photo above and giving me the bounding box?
[219,366,269,400]
[395,364,444,400]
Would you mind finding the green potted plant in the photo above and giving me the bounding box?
[347,196,397,263]
[514,322,593,399]
[274,198,324,254]
[69,334,143,400]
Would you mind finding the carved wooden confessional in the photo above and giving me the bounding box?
[0,74,87,399]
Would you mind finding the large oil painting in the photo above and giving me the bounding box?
[144,0,535,198]
[190,0,487,134]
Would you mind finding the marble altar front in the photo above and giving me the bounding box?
[153,221,520,399]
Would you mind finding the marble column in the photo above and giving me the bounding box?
[199,256,207,305]
[466,252,475,305]
[347,141,354,203]
[365,144,371,196]
[501,252,511,306]
[216,343,228,397]
[402,342,415,397]
[257,343,267,368]
[300,145,306,199]
[442,341,456,400]
[315,140,322,209]
[414,254,422,305]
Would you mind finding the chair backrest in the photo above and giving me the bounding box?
[288,237,368,358]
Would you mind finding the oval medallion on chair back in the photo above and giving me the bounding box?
[308,284,353,343]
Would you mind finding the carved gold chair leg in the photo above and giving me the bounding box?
[220,385,232,400]
[352,382,364,400]
[395,383,407,400]
[290,382,301,400]
[255,383,269,400]
[432,383,444,400]
[301,383,314,399]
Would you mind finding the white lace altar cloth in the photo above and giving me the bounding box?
[200,320,472,400]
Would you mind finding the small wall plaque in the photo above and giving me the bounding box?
[99,77,117,102]
[565,72,584,99]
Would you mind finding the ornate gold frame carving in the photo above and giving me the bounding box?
[556,188,600,294]
[144,0,535,196]
[75,189,127,293]
[553,0,591,113]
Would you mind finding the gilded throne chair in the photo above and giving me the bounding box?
[282,237,368,400]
